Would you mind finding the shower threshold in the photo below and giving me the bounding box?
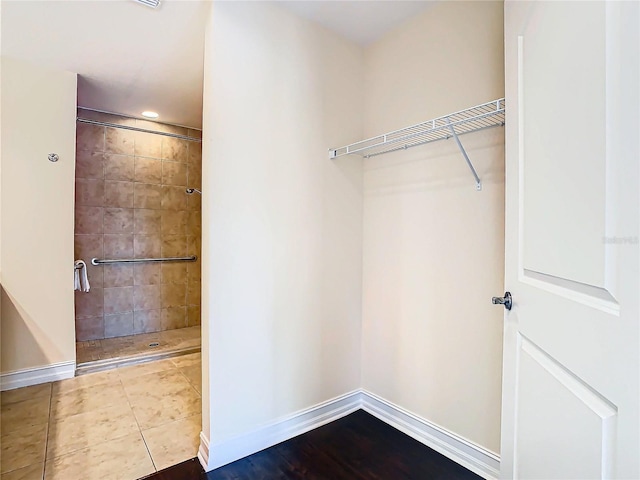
[76,326,201,376]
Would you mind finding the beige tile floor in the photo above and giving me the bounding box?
[76,326,201,365]
[1,353,202,480]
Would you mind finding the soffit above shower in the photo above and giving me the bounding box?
[1,0,210,128]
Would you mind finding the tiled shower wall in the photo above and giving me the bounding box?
[74,109,202,341]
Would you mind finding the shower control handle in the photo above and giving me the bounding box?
[492,291,512,310]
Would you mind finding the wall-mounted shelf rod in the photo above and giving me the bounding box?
[328,98,505,191]
[91,256,197,266]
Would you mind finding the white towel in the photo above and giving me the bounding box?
[74,260,91,292]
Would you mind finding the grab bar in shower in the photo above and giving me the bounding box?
[91,256,197,266]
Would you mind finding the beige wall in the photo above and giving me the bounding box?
[1,57,78,373]
[202,1,364,446]
[361,1,505,454]
[73,109,202,342]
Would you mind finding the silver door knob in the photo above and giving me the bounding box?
[492,291,512,310]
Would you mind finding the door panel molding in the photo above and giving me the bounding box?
[521,269,619,316]
[520,335,617,419]
[516,334,618,479]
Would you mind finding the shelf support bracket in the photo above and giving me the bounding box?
[447,119,482,191]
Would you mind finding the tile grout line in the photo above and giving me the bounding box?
[174,363,202,398]
[42,384,53,480]
[120,370,159,473]
[42,375,141,472]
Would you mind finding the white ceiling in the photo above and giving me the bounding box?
[1,0,434,129]
[278,1,435,45]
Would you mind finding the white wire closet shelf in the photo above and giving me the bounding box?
[329,98,505,191]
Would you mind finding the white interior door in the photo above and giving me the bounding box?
[501,2,639,479]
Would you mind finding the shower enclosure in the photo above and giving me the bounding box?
[73,108,202,372]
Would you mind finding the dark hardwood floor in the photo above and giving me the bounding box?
[142,410,481,480]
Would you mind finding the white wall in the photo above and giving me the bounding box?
[201,0,364,451]
[361,1,505,454]
[0,57,77,376]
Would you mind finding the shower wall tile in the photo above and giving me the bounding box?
[161,264,187,285]
[75,206,103,234]
[134,235,162,258]
[104,287,134,315]
[81,266,104,290]
[187,129,203,140]
[134,184,163,210]
[106,127,135,155]
[133,285,162,311]
[75,234,103,259]
[162,161,187,186]
[75,178,105,207]
[103,265,134,288]
[75,114,202,340]
[162,235,187,257]
[104,181,134,208]
[188,142,202,166]
[187,211,201,237]
[76,316,105,342]
[75,289,104,319]
[161,307,186,330]
[161,211,187,235]
[163,124,189,136]
[186,306,201,327]
[134,310,162,334]
[187,193,201,211]
[104,154,135,182]
[187,261,200,284]
[134,209,162,234]
[134,132,162,159]
[161,186,187,211]
[134,264,161,286]
[162,137,188,163]
[186,236,200,257]
[134,158,162,184]
[104,208,134,234]
[77,123,105,152]
[104,234,134,258]
[161,284,186,309]
[186,282,201,306]
[104,312,134,338]
[76,151,105,179]
[187,164,202,190]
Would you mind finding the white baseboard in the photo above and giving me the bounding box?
[197,431,210,470]
[198,389,500,479]
[361,390,500,480]
[0,361,76,391]
[199,389,362,471]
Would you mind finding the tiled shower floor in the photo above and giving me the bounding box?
[76,326,201,368]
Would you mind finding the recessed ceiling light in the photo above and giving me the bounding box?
[142,111,159,119]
